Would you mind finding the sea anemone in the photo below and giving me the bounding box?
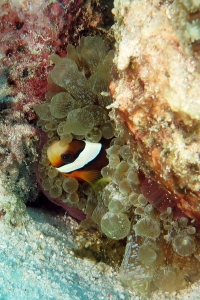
[34,36,114,221]
[34,33,200,295]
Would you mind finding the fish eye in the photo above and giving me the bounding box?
[61,153,74,164]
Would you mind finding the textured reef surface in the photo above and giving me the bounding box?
[1,0,200,299]
[111,0,200,294]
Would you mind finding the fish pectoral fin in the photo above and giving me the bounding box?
[91,177,112,194]
[81,170,101,184]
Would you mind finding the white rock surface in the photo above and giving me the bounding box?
[113,0,200,120]
[0,207,132,300]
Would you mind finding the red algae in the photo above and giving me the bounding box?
[140,174,187,220]
[0,0,92,117]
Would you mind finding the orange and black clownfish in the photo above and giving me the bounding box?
[47,139,109,184]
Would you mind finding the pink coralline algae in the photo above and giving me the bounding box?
[0,0,100,119]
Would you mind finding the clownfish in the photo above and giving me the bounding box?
[47,139,109,184]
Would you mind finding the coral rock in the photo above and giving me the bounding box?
[112,0,200,223]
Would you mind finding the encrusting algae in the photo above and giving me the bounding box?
[34,34,200,295]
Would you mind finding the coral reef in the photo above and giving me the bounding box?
[0,0,108,221]
[2,0,200,297]
[109,0,200,294]
[112,0,200,220]
[0,0,105,118]
[172,0,200,52]
[0,108,39,223]
[34,31,200,295]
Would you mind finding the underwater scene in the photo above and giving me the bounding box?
[0,0,200,299]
